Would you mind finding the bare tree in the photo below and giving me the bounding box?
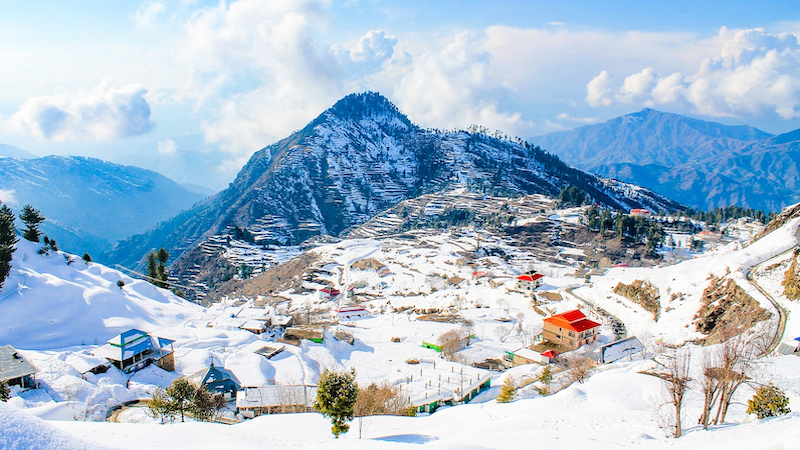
[439,330,466,361]
[646,348,691,438]
[563,354,594,385]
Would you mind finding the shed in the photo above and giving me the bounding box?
[255,344,285,359]
[0,345,36,389]
[597,336,644,364]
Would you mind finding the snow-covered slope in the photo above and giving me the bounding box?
[0,240,203,350]
[575,215,800,345]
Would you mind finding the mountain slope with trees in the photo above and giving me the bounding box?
[107,92,683,278]
[0,155,206,257]
[532,109,799,211]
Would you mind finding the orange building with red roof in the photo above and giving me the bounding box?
[542,309,601,350]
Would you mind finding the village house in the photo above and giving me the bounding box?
[92,329,175,374]
[335,304,369,320]
[185,362,241,400]
[0,345,37,389]
[504,347,551,366]
[318,287,340,301]
[630,208,652,217]
[515,273,543,291]
[236,385,318,418]
[542,310,601,350]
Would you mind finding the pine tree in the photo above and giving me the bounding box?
[537,366,553,396]
[19,204,44,242]
[82,253,92,263]
[165,378,195,423]
[147,387,177,423]
[0,204,17,291]
[496,376,517,403]
[315,368,358,438]
[747,384,791,419]
[146,249,170,288]
[190,385,226,422]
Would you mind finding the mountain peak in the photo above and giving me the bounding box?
[326,91,412,126]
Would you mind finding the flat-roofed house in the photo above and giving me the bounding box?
[0,345,36,389]
[542,310,600,350]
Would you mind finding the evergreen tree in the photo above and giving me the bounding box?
[165,378,195,423]
[82,253,92,263]
[147,387,177,424]
[0,204,17,291]
[537,366,553,396]
[0,380,9,402]
[747,384,791,419]
[315,368,358,438]
[190,385,226,422]
[496,376,518,403]
[19,204,44,242]
[146,248,170,288]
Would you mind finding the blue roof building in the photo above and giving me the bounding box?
[186,362,241,399]
[92,329,175,374]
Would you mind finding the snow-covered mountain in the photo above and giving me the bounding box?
[0,155,207,257]
[107,92,682,273]
[0,143,37,159]
[532,109,800,212]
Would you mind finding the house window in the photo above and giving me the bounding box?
[568,331,575,337]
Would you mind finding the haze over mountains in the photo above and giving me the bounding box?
[0,155,206,256]
[533,109,800,212]
[106,92,681,272]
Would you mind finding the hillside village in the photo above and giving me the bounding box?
[3,196,800,450]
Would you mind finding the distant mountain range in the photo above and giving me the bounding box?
[532,108,800,212]
[107,92,682,279]
[0,155,207,257]
[0,144,37,159]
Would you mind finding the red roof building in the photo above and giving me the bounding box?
[515,273,544,291]
[630,208,652,217]
[542,309,601,350]
[319,287,340,300]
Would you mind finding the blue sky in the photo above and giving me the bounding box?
[1,1,799,189]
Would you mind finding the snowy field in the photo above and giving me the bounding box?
[2,209,800,449]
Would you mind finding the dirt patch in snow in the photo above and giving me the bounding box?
[613,279,661,320]
[694,277,771,345]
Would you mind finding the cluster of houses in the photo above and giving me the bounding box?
[503,309,644,368]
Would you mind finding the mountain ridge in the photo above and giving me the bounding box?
[532,109,799,211]
[0,155,207,256]
[106,92,684,286]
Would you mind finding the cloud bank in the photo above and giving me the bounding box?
[4,82,154,141]
[586,28,800,119]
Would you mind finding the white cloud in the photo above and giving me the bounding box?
[157,139,177,155]
[134,1,166,27]
[180,0,344,155]
[0,190,17,206]
[374,31,527,136]
[586,70,614,107]
[587,28,800,119]
[556,113,600,124]
[3,81,154,140]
